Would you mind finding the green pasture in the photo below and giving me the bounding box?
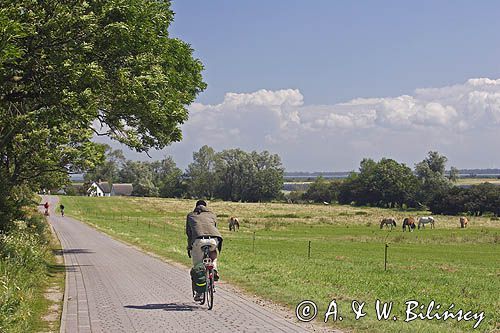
[60,196,499,332]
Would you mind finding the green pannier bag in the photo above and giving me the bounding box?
[190,263,206,293]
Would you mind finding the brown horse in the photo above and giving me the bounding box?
[380,217,397,229]
[229,217,240,231]
[460,216,468,228]
[402,217,416,232]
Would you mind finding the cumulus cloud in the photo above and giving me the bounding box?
[185,78,500,138]
[140,78,500,170]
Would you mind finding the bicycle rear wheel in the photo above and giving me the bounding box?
[206,271,214,310]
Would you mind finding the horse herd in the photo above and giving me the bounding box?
[227,215,470,232]
[379,216,469,231]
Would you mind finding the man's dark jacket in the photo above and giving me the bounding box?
[186,205,223,252]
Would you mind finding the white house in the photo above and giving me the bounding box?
[87,181,111,197]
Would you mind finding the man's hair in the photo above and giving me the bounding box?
[195,200,207,207]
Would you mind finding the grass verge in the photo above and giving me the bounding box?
[0,210,64,333]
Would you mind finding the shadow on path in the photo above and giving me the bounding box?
[47,263,93,273]
[124,303,202,312]
[53,248,94,255]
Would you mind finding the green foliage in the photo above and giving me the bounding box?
[185,146,284,202]
[285,190,305,203]
[448,166,460,182]
[302,176,340,203]
[186,145,218,199]
[429,183,500,216]
[414,151,453,205]
[151,157,185,198]
[84,145,125,183]
[1,0,205,230]
[0,214,50,332]
[214,149,284,202]
[338,158,419,208]
[119,160,158,196]
[0,185,36,231]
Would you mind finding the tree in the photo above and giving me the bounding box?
[185,146,218,199]
[83,145,125,183]
[246,151,284,202]
[448,166,460,182]
[428,183,500,216]
[212,149,284,202]
[151,157,184,198]
[338,158,419,208]
[303,177,340,203]
[118,161,158,197]
[0,1,205,229]
[417,151,448,176]
[214,149,248,201]
[415,151,452,206]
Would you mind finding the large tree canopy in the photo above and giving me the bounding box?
[338,158,419,208]
[0,0,206,229]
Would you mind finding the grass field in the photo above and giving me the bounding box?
[60,196,499,332]
[455,178,500,186]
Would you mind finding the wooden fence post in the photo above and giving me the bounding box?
[384,243,388,271]
[252,232,256,253]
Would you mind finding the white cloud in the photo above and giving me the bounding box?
[186,77,500,138]
[112,78,500,170]
[219,89,303,108]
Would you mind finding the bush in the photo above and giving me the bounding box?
[0,215,49,332]
[302,177,340,203]
[429,183,500,216]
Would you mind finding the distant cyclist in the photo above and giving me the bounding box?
[44,202,49,216]
[186,200,223,301]
[60,204,65,217]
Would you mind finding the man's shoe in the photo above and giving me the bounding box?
[194,292,203,302]
[214,270,220,281]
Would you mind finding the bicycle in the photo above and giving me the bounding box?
[194,244,216,310]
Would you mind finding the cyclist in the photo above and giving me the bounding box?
[60,204,65,217]
[44,202,49,216]
[186,200,223,301]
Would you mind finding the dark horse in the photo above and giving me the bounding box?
[402,217,416,232]
[380,217,397,229]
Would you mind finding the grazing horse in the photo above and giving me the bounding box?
[402,217,416,232]
[228,216,240,231]
[418,216,435,229]
[460,216,468,228]
[380,217,397,229]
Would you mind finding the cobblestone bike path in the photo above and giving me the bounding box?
[43,196,309,333]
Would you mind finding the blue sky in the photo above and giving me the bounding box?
[103,1,500,171]
[170,1,500,105]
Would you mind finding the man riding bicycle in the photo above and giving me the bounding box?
[186,200,223,301]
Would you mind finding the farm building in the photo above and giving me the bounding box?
[111,184,133,196]
[87,181,111,197]
[87,182,134,197]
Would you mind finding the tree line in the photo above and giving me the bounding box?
[300,151,499,216]
[86,148,500,217]
[81,145,285,202]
